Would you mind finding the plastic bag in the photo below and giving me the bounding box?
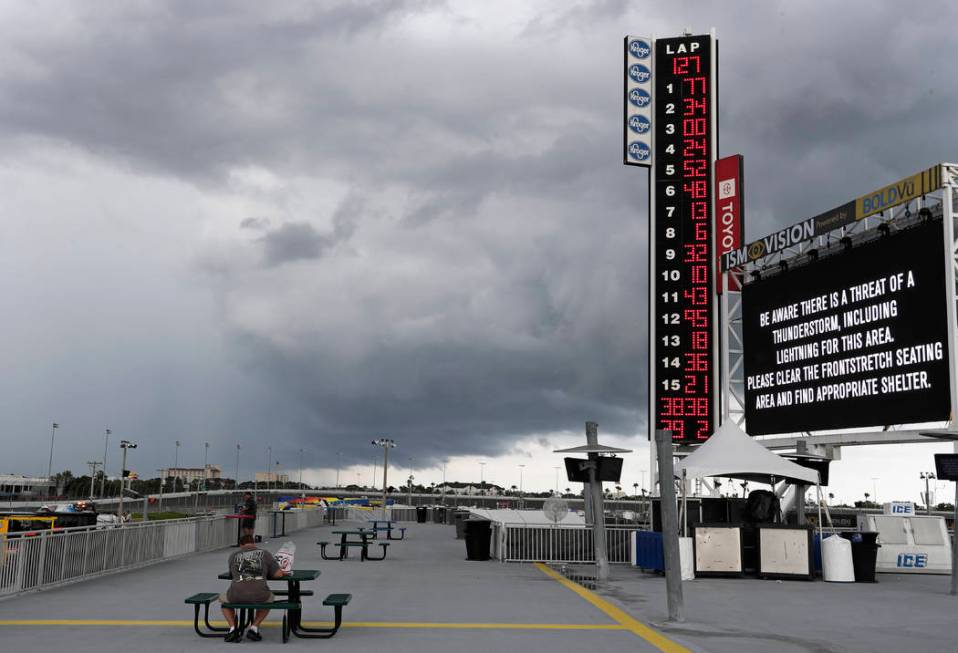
[275,541,296,572]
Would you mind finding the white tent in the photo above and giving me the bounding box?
[673,421,820,485]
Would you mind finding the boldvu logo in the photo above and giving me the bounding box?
[629,64,651,84]
[629,141,651,161]
[629,39,651,59]
[629,115,650,134]
[629,88,651,108]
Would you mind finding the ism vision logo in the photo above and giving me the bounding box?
[629,88,651,108]
[629,39,651,59]
[628,141,651,161]
[629,115,651,134]
[628,64,651,84]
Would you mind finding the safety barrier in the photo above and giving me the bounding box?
[0,509,325,599]
[496,524,639,564]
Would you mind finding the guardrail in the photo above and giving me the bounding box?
[495,524,639,564]
[0,509,325,599]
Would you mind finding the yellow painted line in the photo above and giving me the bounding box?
[0,619,626,631]
[534,563,690,653]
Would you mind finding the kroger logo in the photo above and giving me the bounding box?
[629,88,651,108]
[628,141,651,162]
[629,39,651,59]
[629,115,651,134]
[628,64,651,84]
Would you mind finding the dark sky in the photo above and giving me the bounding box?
[2,2,956,496]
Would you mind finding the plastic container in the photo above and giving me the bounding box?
[416,506,428,523]
[678,536,695,580]
[821,535,855,582]
[464,520,492,560]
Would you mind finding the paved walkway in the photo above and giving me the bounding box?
[0,522,681,652]
[3,522,953,652]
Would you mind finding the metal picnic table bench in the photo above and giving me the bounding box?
[185,568,351,642]
[319,528,390,561]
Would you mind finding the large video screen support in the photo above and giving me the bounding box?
[743,221,951,434]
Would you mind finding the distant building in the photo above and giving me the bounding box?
[436,482,504,496]
[255,471,290,484]
[0,474,55,499]
[163,465,221,483]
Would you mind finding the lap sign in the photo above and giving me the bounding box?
[897,553,928,568]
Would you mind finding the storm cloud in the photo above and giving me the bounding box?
[2,1,957,480]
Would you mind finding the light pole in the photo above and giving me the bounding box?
[87,461,101,499]
[372,438,396,519]
[235,444,241,491]
[553,466,560,494]
[518,464,525,507]
[408,474,414,506]
[156,468,165,511]
[479,461,486,491]
[174,440,180,490]
[100,429,111,499]
[47,422,59,497]
[203,441,209,513]
[266,446,272,498]
[871,477,879,506]
[117,440,137,521]
[336,452,342,488]
[921,472,936,514]
[299,448,304,497]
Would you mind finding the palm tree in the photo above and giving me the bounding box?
[864,492,871,507]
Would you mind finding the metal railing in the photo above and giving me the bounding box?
[0,508,325,599]
[496,524,639,564]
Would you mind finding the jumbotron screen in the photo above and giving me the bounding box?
[743,220,951,435]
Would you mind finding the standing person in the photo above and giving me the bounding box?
[220,534,286,642]
[240,491,257,538]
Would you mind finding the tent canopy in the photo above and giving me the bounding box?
[673,422,820,485]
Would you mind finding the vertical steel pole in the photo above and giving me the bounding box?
[942,182,958,430]
[586,422,609,582]
[655,429,684,622]
[382,445,389,520]
[101,429,110,499]
[47,423,58,496]
[952,481,958,596]
[118,446,127,521]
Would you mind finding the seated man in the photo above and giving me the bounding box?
[221,534,287,642]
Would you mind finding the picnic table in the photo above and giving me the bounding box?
[367,519,406,540]
[321,529,388,561]
[216,568,343,638]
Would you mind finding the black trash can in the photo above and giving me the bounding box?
[416,506,428,523]
[454,511,469,539]
[464,519,492,561]
[433,507,445,524]
[841,531,880,582]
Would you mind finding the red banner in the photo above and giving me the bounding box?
[715,155,744,293]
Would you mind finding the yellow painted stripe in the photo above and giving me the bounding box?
[0,619,625,631]
[534,563,690,653]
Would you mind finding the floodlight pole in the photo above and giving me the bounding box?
[655,429,685,622]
